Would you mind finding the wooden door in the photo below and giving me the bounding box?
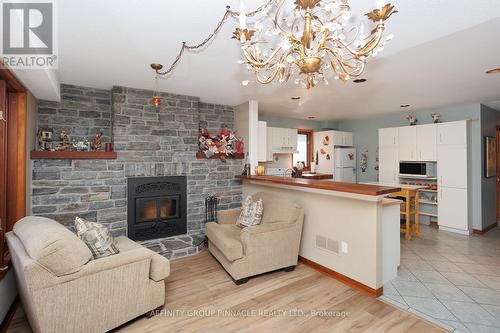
[0,81,6,270]
[497,127,500,221]
[399,126,417,161]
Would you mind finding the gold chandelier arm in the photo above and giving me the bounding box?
[325,49,365,79]
[336,23,385,58]
[241,46,283,68]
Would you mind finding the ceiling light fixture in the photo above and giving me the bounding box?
[400,104,410,108]
[353,78,367,83]
[308,116,316,119]
[150,1,396,91]
[150,63,163,111]
[234,0,397,89]
[486,68,500,74]
[291,96,301,100]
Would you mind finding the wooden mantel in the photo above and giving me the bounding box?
[30,150,117,160]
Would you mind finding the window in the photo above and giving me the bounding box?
[293,129,313,170]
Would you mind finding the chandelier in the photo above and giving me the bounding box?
[233,0,397,89]
[150,0,396,94]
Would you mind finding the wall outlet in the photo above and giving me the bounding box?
[340,241,348,254]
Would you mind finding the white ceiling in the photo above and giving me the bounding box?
[48,0,500,120]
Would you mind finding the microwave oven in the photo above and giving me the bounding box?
[399,162,436,178]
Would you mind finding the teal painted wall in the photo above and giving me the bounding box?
[336,104,483,229]
[480,105,500,229]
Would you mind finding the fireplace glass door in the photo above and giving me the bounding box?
[136,195,179,223]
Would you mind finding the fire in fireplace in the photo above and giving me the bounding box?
[127,176,187,241]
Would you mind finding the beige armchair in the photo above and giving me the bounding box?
[205,192,305,284]
[6,216,170,333]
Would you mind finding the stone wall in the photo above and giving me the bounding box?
[32,84,243,237]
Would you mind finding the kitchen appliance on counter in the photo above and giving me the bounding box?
[399,162,436,178]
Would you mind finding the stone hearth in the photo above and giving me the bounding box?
[31,84,243,260]
[139,233,205,260]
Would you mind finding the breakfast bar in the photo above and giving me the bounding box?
[236,175,401,296]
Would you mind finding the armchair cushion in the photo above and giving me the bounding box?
[13,216,92,276]
[114,236,170,281]
[205,222,243,261]
[252,192,301,224]
[216,209,242,224]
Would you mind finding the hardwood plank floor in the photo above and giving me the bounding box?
[7,250,444,333]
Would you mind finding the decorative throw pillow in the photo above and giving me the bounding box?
[237,196,264,227]
[74,217,120,259]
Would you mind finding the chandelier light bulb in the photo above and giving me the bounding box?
[239,0,247,30]
[241,80,249,86]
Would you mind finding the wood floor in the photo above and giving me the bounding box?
[7,250,444,333]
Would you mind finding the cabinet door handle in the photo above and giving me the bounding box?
[393,137,396,145]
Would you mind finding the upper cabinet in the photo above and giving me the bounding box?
[268,127,298,153]
[437,121,467,146]
[379,127,399,147]
[397,124,437,162]
[332,131,353,146]
[398,126,417,161]
[417,124,437,161]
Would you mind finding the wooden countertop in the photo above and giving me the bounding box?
[236,175,401,196]
[298,173,333,180]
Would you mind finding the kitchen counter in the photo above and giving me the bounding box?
[236,175,400,197]
[298,173,333,180]
[239,175,401,293]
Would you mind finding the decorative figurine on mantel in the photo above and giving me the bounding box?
[406,115,418,126]
[91,133,102,151]
[431,112,441,123]
[56,129,70,151]
[72,138,89,151]
[37,128,53,151]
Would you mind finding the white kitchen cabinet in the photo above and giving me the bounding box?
[332,131,353,146]
[379,127,399,147]
[398,126,417,161]
[437,145,467,189]
[266,127,274,161]
[258,121,268,162]
[438,187,468,233]
[417,124,437,161]
[437,121,467,146]
[379,146,399,183]
[268,127,298,152]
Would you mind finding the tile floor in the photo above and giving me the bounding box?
[379,224,500,333]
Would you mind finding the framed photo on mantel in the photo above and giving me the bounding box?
[485,136,497,178]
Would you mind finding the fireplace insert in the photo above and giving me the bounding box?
[127,176,187,241]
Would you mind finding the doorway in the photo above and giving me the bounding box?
[497,126,500,222]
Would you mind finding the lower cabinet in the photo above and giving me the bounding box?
[438,187,468,233]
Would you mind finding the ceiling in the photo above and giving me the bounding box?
[48,0,500,120]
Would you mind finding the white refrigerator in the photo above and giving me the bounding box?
[313,131,356,182]
[334,148,357,183]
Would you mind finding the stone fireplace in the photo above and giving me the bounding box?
[31,84,244,259]
[127,176,187,241]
